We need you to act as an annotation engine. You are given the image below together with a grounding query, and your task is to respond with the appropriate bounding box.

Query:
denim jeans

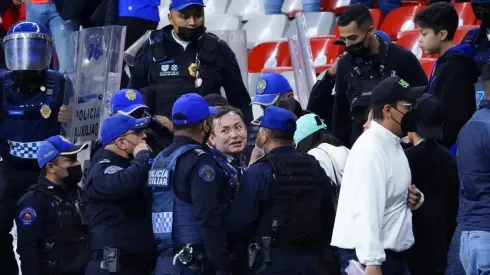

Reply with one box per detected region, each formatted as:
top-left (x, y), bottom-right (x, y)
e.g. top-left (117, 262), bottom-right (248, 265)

top-left (26, 2), bottom-right (79, 74)
top-left (460, 230), bottom-right (490, 275)
top-left (446, 225), bottom-right (466, 275)
top-left (351, 0), bottom-right (401, 16)
top-left (264, 0), bottom-right (321, 14)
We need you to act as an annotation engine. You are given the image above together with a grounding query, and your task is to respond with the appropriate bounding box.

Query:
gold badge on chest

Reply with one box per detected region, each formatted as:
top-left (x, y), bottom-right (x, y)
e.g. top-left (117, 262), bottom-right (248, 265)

top-left (188, 63), bottom-right (197, 77)
top-left (40, 104), bottom-right (51, 119)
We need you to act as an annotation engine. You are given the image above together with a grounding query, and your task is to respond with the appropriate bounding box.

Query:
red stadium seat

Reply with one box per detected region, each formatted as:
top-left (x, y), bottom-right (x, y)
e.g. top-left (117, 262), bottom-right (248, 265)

top-left (419, 58), bottom-right (436, 78)
top-left (380, 5), bottom-right (427, 40)
top-left (321, 0), bottom-right (350, 14)
top-left (396, 30), bottom-right (437, 59)
top-left (401, 0), bottom-right (428, 7)
top-left (454, 2), bottom-right (477, 26)
top-left (248, 41), bottom-right (290, 73)
top-left (310, 35), bottom-right (344, 65)
top-left (453, 25), bottom-right (479, 44)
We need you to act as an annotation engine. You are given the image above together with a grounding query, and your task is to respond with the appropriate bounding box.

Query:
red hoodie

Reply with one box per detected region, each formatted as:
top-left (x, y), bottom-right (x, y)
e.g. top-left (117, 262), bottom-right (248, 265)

top-left (1, 4), bottom-right (26, 32)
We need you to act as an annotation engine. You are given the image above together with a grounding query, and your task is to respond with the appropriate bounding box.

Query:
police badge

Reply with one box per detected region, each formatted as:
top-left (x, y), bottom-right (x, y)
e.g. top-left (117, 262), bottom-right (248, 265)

top-left (257, 79), bottom-right (267, 94)
top-left (40, 86), bottom-right (46, 92)
top-left (40, 104), bottom-right (51, 119)
top-left (188, 63), bottom-right (197, 77)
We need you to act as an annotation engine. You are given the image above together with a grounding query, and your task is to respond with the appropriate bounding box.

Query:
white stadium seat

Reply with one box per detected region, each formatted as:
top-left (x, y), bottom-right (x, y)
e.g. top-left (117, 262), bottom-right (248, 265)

top-left (227, 0), bottom-right (265, 20)
top-left (243, 14), bottom-right (289, 48)
top-left (157, 6), bottom-right (170, 29)
top-left (206, 14), bottom-right (241, 31)
top-left (282, 0), bottom-right (303, 14)
top-left (204, 0), bottom-right (230, 14)
top-left (285, 12), bottom-right (336, 38)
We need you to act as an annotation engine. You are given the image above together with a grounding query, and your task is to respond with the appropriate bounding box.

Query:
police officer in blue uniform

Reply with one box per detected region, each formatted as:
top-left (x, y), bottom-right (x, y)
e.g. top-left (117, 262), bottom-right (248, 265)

top-left (149, 93), bottom-right (231, 275)
top-left (229, 105), bottom-right (333, 275)
top-left (82, 114), bottom-right (156, 274)
top-left (16, 135), bottom-right (90, 275)
top-left (0, 20), bottom-right (71, 275)
top-left (129, 0), bottom-right (253, 127)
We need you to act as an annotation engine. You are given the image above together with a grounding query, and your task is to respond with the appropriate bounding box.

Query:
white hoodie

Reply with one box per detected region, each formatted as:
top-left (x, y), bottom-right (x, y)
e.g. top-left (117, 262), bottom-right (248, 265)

top-left (307, 143), bottom-right (349, 187)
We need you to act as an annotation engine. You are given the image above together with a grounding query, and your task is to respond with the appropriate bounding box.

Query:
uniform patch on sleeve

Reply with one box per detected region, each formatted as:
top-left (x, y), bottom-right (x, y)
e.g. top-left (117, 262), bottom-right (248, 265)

top-left (104, 166), bottom-right (123, 175)
top-left (18, 207), bottom-right (37, 226)
top-left (194, 149), bottom-right (206, 156)
top-left (198, 165), bottom-right (216, 183)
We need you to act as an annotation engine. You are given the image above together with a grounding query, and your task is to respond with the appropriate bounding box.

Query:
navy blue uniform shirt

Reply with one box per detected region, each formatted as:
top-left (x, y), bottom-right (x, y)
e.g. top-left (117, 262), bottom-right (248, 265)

top-left (16, 177), bottom-right (85, 275)
top-left (169, 135), bottom-right (231, 274)
top-left (118, 0), bottom-right (160, 22)
top-left (81, 149), bottom-right (155, 252)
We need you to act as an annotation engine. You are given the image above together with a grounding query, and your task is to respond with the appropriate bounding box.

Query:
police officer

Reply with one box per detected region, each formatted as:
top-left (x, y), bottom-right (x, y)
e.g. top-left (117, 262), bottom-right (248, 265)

top-left (128, 0), bottom-right (253, 126)
top-left (332, 4), bottom-right (427, 147)
top-left (90, 88), bottom-right (172, 164)
top-left (247, 72), bottom-right (295, 160)
top-left (149, 93), bottom-right (231, 275)
top-left (228, 105), bottom-right (333, 274)
top-left (82, 114), bottom-right (156, 274)
top-left (16, 135), bottom-right (90, 275)
top-left (0, 20), bottom-right (71, 274)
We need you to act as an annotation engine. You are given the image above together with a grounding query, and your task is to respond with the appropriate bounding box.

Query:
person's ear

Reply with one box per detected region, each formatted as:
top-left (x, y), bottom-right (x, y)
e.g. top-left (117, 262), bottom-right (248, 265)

top-left (438, 30), bottom-right (448, 41)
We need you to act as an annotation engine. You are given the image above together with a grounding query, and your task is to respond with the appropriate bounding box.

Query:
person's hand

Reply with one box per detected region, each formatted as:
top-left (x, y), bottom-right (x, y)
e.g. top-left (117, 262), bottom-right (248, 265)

top-left (58, 105), bottom-right (69, 123)
top-left (365, 265), bottom-right (382, 275)
top-left (133, 142), bottom-right (151, 156)
top-left (408, 184), bottom-right (422, 209)
top-left (327, 56), bottom-right (341, 76)
top-left (155, 115), bottom-right (173, 133)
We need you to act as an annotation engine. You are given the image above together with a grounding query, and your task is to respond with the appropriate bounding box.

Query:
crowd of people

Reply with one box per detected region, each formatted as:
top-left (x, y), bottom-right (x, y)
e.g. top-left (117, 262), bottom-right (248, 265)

top-left (0, 0), bottom-right (490, 275)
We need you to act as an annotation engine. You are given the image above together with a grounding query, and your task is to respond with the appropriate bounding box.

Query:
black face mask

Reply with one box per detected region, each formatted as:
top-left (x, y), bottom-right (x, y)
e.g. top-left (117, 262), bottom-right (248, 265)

top-left (62, 164), bottom-right (83, 188)
top-left (400, 110), bottom-right (419, 135)
top-left (177, 25), bottom-right (206, 42)
top-left (346, 35), bottom-right (370, 58)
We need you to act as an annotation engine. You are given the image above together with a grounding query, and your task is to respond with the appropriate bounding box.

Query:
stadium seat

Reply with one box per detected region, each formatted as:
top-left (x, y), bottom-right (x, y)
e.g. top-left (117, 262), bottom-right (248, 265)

top-left (285, 12), bottom-right (337, 38)
top-left (206, 14), bottom-right (241, 31)
top-left (204, 0), bottom-right (230, 14)
top-left (331, 9), bottom-right (383, 37)
top-left (248, 41), bottom-right (290, 73)
top-left (454, 2), bottom-right (476, 26)
top-left (227, 0), bottom-right (265, 20)
top-left (310, 35), bottom-right (344, 66)
top-left (401, 0), bottom-right (428, 6)
top-left (158, 6), bottom-right (170, 29)
top-left (454, 25), bottom-right (479, 44)
top-left (243, 14), bottom-right (289, 48)
top-left (419, 58), bottom-right (436, 78)
top-left (282, 0), bottom-right (303, 16)
top-left (380, 5), bottom-right (427, 40)
top-left (261, 66), bottom-right (294, 73)
top-left (396, 30), bottom-right (437, 59)
top-left (321, 0), bottom-right (351, 14)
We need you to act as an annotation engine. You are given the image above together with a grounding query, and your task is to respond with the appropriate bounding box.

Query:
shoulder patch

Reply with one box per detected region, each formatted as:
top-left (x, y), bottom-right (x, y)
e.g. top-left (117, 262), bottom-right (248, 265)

top-left (104, 166), bottom-right (123, 175)
top-left (194, 149), bottom-right (206, 156)
top-left (198, 165), bottom-right (216, 183)
top-left (18, 207), bottom-right (37, 226)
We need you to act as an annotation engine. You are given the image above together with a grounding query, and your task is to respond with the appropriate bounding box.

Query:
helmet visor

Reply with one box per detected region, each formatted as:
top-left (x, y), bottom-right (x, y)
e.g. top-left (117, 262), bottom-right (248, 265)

top-left (4, 33), bottom-right (53, 71)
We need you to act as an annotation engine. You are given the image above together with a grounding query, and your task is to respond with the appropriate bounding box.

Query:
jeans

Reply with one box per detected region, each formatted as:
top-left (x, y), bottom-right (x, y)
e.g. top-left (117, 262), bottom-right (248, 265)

top-left (446, 225), bottom-right (466, 275)
top-left (26, 2), bottom-right (80, 74)
top-left (460, 230), bottom-right (490, 275)
top-left (351, 0), bottom-right (401, 16)
top-left (264, 0), bottom-right (321, 14)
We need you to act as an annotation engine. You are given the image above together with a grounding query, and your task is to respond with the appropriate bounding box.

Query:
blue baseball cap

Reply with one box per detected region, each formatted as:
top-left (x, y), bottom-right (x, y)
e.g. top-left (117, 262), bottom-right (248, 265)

top-left (260, 105), bottom-right (297, 133)
top-left (172, 93), bottom-right (218, 125)
top-left (110, 89), bottom-right (148, 115)
top-left (252, 72), bottom-right (293, 106)
top-left (169, 0), bottom-right (205, 11)
top-left (37, 135), bottom-right (88, 168)
top-left (101, 114), bottom-right (151, 146)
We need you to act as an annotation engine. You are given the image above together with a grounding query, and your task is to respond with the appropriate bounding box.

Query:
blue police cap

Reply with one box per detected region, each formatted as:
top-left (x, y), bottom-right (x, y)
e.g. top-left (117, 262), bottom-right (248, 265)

top-left (252, 72), bottom-right (293, 106)
top-left (169, 0), bottom-right (205, 11)
top-left (260, 105), bottom-right (297, 133)
top-left (172, 93), bottom-right (218, 125)
top-left (101, 114), bottom-right (151, 146)
top-left (37, 135), bottom-right (88, 168)
top-left (110, 89), bottom-right (148, 115)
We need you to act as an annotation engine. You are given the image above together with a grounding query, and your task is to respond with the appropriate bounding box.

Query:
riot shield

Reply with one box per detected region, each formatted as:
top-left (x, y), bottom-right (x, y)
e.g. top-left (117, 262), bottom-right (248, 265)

top-left (212, 30), bottom-right (249, 94)
top-left (288, 35), bottom-right (310, 109)
top-left (64, 26), bottom-right (127, 145)
top-left (292, 12), bottom-right (316, 109)
top-left (124, 30), bottom-right (151, 67)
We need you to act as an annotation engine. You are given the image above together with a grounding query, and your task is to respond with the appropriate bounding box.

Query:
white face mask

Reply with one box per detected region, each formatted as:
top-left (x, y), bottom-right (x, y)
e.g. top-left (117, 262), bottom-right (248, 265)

top-left (255, 132), bottom-right (265, 157)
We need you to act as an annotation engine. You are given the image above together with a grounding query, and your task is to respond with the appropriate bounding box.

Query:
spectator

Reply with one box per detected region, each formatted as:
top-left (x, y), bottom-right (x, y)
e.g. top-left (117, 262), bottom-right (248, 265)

top-left (403, 94), bottom-right (459, 275)
top-left (264, 0), bottom-right (321, 14)
top-left (276, 98), bottom-right (304, 120)
top-left (1, 1), bottom-right (25, 31)
top-left (456, 63), bottom-right (490, 275)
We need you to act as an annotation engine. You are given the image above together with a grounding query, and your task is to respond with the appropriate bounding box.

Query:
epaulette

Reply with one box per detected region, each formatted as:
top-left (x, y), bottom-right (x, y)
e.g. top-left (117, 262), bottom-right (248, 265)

top-left (99, 159), bottom-right (111, 164)
top-left (194, 149), bottom-right (207, 156)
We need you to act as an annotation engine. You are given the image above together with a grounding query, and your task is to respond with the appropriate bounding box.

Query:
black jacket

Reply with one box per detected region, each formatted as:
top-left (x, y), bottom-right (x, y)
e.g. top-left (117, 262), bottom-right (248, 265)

top-left (427, 44), bottom-right (480, 149)
top-left (405, 140), bottom-right (459, 274)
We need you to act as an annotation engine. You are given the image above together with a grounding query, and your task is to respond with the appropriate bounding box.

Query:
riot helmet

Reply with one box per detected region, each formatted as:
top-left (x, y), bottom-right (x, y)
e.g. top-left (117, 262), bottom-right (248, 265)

top-left (3, 21), bottom-right (54, 71)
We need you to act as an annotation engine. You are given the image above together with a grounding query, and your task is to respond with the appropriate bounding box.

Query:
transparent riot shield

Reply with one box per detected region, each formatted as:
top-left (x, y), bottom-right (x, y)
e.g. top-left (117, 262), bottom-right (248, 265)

top-left (124, 30), bottom-right (151, 67)
top-left (288, 35), bottom-right (310, 109)
top-left (64, 26), bottom-right (127, 145)
top-left (293, 12), bottom-right (316, 108)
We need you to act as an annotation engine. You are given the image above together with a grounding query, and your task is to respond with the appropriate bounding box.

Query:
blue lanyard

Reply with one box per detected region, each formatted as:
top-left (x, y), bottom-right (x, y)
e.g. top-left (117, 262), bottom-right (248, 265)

top-left (426, 61), bottom-right (438, 94)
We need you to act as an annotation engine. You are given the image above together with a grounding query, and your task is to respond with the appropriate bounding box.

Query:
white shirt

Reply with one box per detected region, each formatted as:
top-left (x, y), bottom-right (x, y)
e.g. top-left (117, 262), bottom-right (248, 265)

top-left (307, 143), bottom-right (349, 187)
top-left (330, 121), bottom-right (414, 265)
top-left (172, 30), bottom-right (190, 50)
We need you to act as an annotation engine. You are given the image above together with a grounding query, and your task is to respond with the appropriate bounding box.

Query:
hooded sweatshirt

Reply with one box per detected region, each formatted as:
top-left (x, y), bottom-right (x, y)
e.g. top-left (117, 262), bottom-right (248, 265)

top-left (427, 44), bottom-right (480, 149)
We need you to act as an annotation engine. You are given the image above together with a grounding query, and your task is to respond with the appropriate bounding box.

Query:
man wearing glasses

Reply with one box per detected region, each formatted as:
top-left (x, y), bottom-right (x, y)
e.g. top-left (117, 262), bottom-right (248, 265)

top-left (331, 76), bottom-right (424, 275)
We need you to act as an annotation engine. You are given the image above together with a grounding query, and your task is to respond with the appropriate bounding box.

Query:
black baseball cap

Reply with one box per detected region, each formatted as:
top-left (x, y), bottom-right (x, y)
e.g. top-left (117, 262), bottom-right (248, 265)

top-left (370, 76), bottom-right (426, 108)
top-left (204, 94), bottom-right (229, 107)
top-left (414, 94), bottom-right (444, 140)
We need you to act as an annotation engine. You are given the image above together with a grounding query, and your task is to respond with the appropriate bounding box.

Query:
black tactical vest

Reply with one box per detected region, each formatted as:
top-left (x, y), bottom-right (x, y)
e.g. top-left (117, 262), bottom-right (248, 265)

top-left (30, 185), bottom-right (90, 274)
top-left (254, 153), bottom-right (326, 252)
top-left (144, 31), bottom-right (222, 118)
